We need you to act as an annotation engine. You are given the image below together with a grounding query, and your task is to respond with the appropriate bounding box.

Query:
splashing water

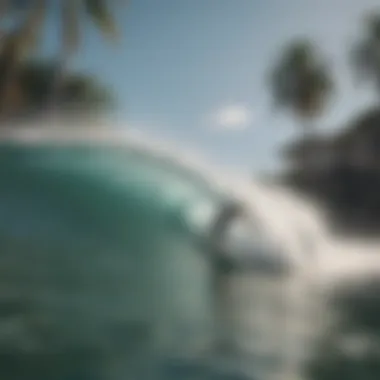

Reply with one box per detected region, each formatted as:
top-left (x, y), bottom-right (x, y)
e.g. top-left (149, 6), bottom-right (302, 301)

top-left (0, 123), bottom-right (380, 380)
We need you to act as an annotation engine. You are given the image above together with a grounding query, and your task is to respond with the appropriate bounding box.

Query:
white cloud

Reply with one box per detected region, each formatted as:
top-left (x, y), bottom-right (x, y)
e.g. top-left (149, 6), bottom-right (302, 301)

top-left (211, 104), bottom-right (252, 131)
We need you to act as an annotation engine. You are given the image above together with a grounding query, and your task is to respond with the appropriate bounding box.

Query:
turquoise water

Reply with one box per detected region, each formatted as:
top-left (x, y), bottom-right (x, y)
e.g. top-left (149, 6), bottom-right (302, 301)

top-left (0, 143), bottom-right (256, 379)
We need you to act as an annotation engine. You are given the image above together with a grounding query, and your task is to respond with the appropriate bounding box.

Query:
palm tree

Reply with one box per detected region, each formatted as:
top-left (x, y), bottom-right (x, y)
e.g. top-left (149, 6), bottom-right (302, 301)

top-left (269, 39), bottom-right (333, 136)
top-left (50, 0), bottom-right (120, 115)
top-left (0, 0), bottom-right (120, 120)
top-left (351, 13), bottom-right (380, 95)
top-left (269, 39), bottom-right (333, 194)
top-left (0, 0), bottom-right (47, 118)
top-left (11, 59), bottom-right (114, 122)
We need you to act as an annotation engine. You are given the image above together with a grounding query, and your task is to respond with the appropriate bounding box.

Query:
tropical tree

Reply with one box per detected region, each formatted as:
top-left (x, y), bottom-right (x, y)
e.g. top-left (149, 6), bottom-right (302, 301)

top-left (0, 0), bottom-right (120, 119)
top-left (268, 39), bottom-right (333, 135)
top-left (1, 59), bottom-right (114, 123)
top-left (268, 39), bottom-right (334, 196)
top-left (0, 1), bottom-right (47, 118)
top-left (351, 13), bottom-right (380, 95)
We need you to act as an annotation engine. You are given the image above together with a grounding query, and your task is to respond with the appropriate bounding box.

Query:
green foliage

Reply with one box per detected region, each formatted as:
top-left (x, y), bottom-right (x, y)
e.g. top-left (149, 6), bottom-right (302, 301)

top-left (3, 0), bottom-right (119, 49)
top-left (351, 13), bottom-right (380, 90)
top-left (18, 60), bottom-right (114, 117)
top-left (0, 0), bottom-right (121, 119)
top-left (275, 13), bottom-right (380, 234)
top-left (269, 39), bottom-right (333, 122)
top-left (84, 0), bottom-right (119, 40)
top-left (281, 106), bottom-right (380, 235)
top-left (0, 59), bottom-right (114, 121)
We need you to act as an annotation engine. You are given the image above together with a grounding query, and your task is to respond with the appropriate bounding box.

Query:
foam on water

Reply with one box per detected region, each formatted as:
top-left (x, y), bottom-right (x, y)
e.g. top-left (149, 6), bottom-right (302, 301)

top-left (1, 122), bottom-right (380, 380)
top-left (2, 122), bottom-right (380, 283)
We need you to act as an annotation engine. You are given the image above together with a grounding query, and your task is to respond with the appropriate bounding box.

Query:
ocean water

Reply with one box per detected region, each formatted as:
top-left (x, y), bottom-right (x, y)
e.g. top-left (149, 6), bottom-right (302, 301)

top-left (0, 126), bottom-right (379, 380)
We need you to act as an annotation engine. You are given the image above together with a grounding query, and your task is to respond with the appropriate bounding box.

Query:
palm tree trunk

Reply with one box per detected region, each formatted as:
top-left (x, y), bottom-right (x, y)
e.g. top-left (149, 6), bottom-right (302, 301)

top-left (48, 53), bottom-right (69, 123)
top-left (0, 0), bottom-right (46, 124)
top-left (0, 38), bottom-right (20, 122)
top-left (0, 34), bottom-right (31, 124)
top-left (48, 0), bottom-right (78, 124)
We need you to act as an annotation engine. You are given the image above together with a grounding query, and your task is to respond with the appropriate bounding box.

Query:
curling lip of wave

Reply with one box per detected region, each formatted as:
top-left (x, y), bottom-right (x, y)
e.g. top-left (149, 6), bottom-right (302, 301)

top-left (2, 123), bottom-right (380, 281)
top-left (0, 125), bottom-right (323, 259)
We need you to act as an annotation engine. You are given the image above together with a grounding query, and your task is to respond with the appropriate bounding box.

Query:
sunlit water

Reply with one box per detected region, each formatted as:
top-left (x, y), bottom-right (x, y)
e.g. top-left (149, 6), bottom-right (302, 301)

top-left (0, 124), bottom-right (380, 380)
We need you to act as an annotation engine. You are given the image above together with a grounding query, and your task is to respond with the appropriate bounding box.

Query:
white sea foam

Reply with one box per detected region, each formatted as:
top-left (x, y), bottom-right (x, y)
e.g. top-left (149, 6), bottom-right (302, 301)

top-left (2, 121), bottom-right (380, 284)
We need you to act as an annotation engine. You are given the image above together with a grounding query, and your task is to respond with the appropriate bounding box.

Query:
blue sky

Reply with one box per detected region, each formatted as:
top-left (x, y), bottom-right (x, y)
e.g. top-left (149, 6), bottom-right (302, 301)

top-left (44, 0), bottom-right (380, 175)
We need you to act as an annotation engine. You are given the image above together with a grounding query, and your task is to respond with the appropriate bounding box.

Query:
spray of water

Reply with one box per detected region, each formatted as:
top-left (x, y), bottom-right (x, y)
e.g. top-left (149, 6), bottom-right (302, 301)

top-left (1, 121), bottom-right (380, 380)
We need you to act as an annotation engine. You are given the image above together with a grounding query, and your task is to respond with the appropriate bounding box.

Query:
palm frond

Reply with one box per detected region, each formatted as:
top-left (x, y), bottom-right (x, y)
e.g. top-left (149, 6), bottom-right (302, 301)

top-left (61, 0), bottom-right (80, 54)
top-left (14, 0), bottom-right (47, 57)
top-left (84, 0), bottom-right (118, 41)
top-left (351, 13), bottom-right (380, 89)
top-left (268, 40), bottom-right (332, 120)
top-left (367, 13), bottom-right (380, 42)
